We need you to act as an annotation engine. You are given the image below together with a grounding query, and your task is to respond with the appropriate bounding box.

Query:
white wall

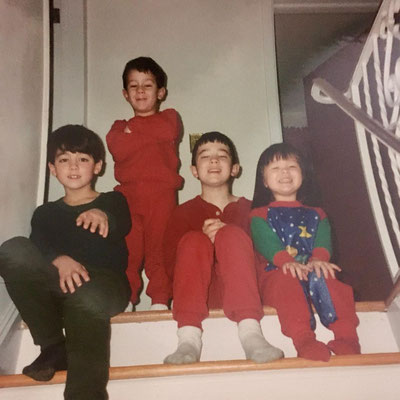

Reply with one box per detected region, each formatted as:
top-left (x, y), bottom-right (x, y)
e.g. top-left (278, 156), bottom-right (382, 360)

top-left (48, 0), bottom-right (87, 200)
top-left (85, 0), bottom-right (281, 202)
top-left (0, 0), bottom-right (47, 344)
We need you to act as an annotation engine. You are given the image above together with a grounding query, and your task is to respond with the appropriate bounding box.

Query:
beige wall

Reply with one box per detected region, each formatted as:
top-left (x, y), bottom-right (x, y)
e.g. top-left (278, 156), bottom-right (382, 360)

top-left (0, 0), bottom-right (47, 343)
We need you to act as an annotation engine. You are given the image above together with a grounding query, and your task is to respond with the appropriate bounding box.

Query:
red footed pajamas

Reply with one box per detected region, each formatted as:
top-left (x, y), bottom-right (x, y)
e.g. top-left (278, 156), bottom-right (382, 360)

top-left (163, 196), bottom-right (264, 328)
top-left (250, 201), bottom-right (360, 358)
top-left (107, 109), bottom-right (183, 304)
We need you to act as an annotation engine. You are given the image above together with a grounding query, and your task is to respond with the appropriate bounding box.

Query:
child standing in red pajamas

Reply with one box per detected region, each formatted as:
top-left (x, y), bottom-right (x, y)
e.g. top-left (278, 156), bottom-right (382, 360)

top-left (107, 57), bottom-right (183, 309)
top-left (250, 143), bottom-right (360, 361)
top-left (163, 132), bottom-right (283, 364)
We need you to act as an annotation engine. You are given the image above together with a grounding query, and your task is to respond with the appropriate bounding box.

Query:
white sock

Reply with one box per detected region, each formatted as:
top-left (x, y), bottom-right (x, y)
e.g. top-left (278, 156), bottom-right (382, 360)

top-left (238, 319), bottom-right (284, 363)
top-left (150, 303), bottom-right (168, 311)
top-left (164, 326), bottom-right (202, 364)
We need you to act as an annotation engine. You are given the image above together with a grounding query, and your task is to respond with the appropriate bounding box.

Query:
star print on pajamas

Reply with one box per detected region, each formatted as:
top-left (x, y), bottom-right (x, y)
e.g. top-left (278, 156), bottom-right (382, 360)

top-left (266, 206), bottom-right (337, 329)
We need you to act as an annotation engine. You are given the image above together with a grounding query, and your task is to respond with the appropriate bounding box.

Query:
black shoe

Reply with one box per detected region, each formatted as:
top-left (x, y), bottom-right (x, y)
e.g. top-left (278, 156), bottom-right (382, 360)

top-left (23, 341), bottom-right (67, 381)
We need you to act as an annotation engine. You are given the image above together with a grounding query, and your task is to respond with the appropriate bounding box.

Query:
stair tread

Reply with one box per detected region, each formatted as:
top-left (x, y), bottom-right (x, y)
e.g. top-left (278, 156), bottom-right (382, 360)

top-left (18, 301), bottom-right (386, 329)
top-left (1, 352), bottom-right (400, 389)
top-left (111, 301), bottom-right (386, 324)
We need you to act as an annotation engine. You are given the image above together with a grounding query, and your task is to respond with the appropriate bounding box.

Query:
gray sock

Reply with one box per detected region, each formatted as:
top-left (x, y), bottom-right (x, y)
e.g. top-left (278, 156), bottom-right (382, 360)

top-left (164, 326), bottom-right (202, 364)
top-left (238, 319), bottom-right (284, 363)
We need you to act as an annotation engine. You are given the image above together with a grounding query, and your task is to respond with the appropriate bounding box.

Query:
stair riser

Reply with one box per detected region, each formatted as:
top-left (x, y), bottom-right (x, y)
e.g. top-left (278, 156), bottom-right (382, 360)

top-left (14, 312), bottom-right (398, 371)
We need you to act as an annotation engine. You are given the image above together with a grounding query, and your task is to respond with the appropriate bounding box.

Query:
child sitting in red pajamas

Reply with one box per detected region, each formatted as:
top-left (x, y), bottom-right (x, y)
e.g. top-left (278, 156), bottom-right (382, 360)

top-left (250, 143), bottom-right (360, 361)
top-left (107, 57), bottom-right (183, 309)
top-left (163, 132), bottom-right (283, 364)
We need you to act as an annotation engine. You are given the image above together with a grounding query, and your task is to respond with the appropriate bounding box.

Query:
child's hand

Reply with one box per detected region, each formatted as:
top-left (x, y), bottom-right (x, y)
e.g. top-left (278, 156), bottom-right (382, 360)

top-left (52, 255), bottom-right (90, 294)
top-left (76, 208), bottom-right (109, 238)
top-left (282, 262), bottom-right (312, 281)
top-left (124, 124), bottom-right (132, 134)
top-left (202, 218), bottom-right (226, 243)
top-left (307, 260), bottom-right (341, 279)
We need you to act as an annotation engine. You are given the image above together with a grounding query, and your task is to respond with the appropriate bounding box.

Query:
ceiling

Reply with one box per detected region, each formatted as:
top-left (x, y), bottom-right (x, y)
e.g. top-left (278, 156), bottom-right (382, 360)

top-left (273, 0), bottom-right (380, 127)
top-left (273, 0), bottom-right (381, 14)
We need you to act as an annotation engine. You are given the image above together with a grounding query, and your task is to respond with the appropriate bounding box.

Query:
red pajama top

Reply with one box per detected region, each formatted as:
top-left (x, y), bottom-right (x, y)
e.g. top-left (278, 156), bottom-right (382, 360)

top-left (106, 108), bottom-right (183, 189)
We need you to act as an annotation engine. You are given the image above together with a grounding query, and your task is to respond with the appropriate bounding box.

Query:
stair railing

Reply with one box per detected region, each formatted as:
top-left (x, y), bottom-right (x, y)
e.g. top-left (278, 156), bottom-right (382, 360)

top-left (311, 0), bottom-right (400, 305)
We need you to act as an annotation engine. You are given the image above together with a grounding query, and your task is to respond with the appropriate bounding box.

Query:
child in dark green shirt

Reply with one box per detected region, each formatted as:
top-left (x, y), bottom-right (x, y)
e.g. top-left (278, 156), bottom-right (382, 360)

top-left (0, 125), bottom-right (131, 400)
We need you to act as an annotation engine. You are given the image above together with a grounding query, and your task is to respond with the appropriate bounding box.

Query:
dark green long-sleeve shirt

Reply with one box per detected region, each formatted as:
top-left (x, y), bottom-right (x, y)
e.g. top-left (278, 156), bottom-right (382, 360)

top-left (30, 191), bottom-right (131, 273)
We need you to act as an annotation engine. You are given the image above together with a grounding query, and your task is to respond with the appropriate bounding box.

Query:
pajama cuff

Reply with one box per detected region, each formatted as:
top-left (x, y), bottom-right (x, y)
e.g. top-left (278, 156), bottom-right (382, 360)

top-left (273, 250), bottom-right (296, 268)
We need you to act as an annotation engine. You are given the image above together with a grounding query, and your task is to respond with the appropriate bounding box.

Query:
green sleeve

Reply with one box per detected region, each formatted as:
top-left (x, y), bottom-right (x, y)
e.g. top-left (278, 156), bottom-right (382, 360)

top-left (251, 216), bottom-right (285, 261)
top-left (314, 217), bottom-right (332, 256)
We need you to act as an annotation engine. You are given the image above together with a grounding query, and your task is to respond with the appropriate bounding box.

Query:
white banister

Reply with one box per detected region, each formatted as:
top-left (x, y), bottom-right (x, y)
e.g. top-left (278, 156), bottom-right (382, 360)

top-left (312, 0), bottom-right (400, 280)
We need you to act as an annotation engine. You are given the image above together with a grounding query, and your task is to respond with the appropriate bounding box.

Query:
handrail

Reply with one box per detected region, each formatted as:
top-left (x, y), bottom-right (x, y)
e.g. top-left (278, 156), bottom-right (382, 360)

top-left (385, 277), bottom-right (400, 308)
top-left (312, 78), bottom-right (400, 153)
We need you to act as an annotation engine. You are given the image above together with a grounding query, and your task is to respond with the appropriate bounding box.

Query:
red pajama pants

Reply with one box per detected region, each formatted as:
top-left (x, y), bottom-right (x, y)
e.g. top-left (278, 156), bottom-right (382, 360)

top-left (117, 183), bottom-right (176, 305)
top-left (172, 224), bottom-right (264, 329)
top-left (258, 268), bottom-right (359, 342)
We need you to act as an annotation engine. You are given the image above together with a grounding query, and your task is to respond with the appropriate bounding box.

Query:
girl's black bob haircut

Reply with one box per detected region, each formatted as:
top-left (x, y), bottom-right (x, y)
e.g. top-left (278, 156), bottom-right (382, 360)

top-left (47, 125), bottom-right (106, 166)
top-left (252, 142), bottom-right (319, 208)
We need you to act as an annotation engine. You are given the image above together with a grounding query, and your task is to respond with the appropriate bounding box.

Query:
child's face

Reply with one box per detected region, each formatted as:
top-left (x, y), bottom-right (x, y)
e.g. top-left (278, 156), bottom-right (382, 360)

top-left (191, 141), bottom-right (239, 187)
top-left (48, 150), bottom-right (102, 193)
top-left (263, 155), bottom-right (302, 202)
top-left (122, 70), bottom-right (166, 117)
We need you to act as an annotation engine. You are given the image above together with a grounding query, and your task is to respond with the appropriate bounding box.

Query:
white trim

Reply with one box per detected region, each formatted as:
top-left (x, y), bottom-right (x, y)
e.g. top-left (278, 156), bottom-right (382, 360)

top-left (36, 0), bottom-right (50, 207)
top-left (274, 0), bottom-right (380, 14)
top-left (0, 300), bottom-right (18, 344)
top-left (262, 0), bottom-right (283, 143)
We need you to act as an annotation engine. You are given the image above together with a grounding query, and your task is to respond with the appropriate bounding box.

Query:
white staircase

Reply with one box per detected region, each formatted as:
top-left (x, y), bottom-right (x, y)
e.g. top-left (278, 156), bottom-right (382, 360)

top-left (1, 301), bottom-right (400, 399)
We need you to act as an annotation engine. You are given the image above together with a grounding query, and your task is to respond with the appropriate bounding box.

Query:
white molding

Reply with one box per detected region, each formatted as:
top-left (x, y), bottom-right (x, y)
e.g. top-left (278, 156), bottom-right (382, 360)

top-left (274, 0), bottom-right (380, 14)
top-left (0, 300), bottom-right (18, 345)
top-left (262, 0), bottom-right (283, 143)
top-left (36, 0), bottom-right (50, 207)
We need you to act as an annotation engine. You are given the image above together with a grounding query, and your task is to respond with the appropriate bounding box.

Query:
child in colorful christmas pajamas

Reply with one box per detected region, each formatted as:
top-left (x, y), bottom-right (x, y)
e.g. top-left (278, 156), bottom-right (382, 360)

top-left (250, 142), bottom-right (360, 362)
top-left (0, 125), bottom-right (131, 399)
top-left (107, 57), bottom-right (183, 309)
top-left (163, 132), bottom-right (283, 364)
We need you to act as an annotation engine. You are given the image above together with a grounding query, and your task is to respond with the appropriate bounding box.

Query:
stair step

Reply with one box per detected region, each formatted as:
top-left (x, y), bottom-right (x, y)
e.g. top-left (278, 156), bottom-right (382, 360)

top-left (110, 300), bottom-right (387, 324)
top-left (2, 301), bottom-right (398, 386)
top-left (1, 352), bottom-right (400, 389)
top-left (1, 301), bottom-right (400, 399)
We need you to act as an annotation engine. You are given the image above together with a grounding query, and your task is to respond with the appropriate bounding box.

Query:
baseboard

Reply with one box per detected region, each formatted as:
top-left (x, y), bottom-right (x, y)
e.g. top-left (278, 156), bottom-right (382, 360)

top-left (0, 298), bottom-right (18, 345)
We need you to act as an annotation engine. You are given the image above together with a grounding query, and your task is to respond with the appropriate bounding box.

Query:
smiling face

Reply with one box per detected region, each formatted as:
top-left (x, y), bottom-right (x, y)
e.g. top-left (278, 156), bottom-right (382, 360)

top-left (48, 150), bottom-right (103, 194)
top-left (190, 141), bottom-right (240, 188)
top-left (122, 70), bottom-right (166, 117)
top-left (262, 155), bottom-right (303, 201)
